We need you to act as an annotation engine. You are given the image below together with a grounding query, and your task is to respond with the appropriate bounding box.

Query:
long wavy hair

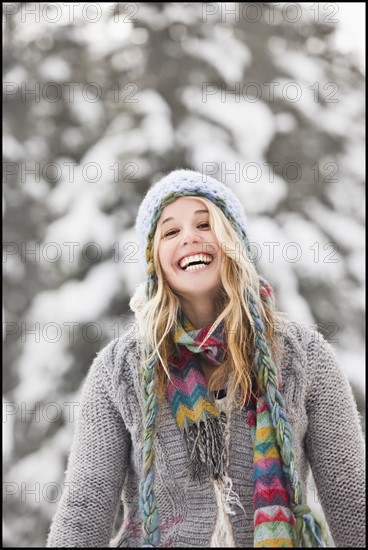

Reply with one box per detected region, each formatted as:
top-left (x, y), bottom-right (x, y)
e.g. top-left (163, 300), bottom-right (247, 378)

top-left (135, 195), bottom-right (288, 421)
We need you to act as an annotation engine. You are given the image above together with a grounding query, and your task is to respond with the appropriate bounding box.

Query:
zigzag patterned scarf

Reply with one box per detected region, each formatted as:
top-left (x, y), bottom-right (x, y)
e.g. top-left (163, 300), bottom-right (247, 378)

top-left (165, 309), bottom-right (329, 547)
top-left (166, 309), bottom-right (229, 482)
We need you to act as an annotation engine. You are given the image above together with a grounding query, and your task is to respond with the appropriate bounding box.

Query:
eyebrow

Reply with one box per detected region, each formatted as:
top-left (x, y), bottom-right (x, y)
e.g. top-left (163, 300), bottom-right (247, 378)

top-left (161, 209), bottom-right (209, 226)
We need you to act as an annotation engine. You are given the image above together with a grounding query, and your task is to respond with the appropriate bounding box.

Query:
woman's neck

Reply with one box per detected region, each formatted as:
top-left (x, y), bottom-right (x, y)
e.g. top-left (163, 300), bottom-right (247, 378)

top-left (179, 295), bottom-right (223, 330)
top-left (199, 357), bottom-right (229, 391)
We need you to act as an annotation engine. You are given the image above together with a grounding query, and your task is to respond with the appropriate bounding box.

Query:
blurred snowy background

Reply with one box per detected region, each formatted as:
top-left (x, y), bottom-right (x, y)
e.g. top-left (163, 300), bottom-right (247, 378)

top-left (3, 2), bottom-right (365, 547)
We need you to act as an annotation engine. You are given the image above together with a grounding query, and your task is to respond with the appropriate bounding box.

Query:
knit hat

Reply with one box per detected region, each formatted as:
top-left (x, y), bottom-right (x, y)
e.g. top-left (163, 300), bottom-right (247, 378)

top-left (133, 168), bottom-right (329, 548)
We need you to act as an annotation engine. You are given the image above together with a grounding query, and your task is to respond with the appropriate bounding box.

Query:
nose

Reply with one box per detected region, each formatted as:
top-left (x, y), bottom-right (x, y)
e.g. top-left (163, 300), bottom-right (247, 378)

top-left (179, 226), bottom-right (201, 246)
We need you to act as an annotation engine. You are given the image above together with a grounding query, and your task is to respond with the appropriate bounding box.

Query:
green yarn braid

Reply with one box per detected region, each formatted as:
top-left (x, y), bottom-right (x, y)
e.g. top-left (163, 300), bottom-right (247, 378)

top-left (139, 279), bottom-right (161, 548)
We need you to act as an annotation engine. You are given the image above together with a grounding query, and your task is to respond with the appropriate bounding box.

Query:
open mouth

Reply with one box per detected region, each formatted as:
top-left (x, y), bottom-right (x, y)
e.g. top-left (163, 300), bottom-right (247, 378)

top-left (177, 255), bottom-right (214, 272)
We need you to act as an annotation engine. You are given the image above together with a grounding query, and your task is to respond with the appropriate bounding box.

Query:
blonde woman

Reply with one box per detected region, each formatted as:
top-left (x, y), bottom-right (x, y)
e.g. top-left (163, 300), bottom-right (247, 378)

top-left (46, 169), bottom-right (365, 548)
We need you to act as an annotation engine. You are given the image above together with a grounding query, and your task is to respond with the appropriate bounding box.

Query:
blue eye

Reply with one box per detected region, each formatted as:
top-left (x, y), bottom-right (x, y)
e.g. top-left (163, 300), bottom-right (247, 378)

top-left (163, 223), bottom-right (209, 238)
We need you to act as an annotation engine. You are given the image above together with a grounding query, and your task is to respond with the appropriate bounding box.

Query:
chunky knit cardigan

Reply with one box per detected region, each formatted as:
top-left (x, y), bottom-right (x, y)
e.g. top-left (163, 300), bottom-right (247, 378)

top-left (45, 317), bottom-right (366, 548)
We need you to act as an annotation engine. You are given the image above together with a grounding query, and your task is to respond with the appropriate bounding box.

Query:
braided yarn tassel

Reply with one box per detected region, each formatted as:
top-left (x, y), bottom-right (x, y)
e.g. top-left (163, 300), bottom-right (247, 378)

top-left (248, 283), bottom-right (330, 548)
top-left (294, 505), bottom-right (330, 547)
top-left (139, 270), bottom-right (161, 547)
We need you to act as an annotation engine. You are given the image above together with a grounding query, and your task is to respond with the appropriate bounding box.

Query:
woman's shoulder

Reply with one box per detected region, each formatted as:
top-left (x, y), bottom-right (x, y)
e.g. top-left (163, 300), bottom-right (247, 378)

top-left (91, 333), bottom-right (141, 389)
top-left (94, 333), bottom-right (136, 365)
top-left (274, 315), bottom-right (334, 356)
top-left (274, 315), bottom-right (325, 346)
top-left (273, 315), bottom-right (341, 388)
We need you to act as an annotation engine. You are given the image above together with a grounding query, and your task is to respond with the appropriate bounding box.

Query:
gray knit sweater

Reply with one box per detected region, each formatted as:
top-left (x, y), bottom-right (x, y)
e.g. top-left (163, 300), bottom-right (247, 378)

top-left (45, 319), bottom-right (366, 548)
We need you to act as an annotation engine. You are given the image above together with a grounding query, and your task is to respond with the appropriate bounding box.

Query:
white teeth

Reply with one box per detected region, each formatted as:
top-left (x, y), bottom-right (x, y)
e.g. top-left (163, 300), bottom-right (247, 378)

top-left (185, 263), bottom-right (209, 272)
top-left (179, 254), bottom-right (213, 269)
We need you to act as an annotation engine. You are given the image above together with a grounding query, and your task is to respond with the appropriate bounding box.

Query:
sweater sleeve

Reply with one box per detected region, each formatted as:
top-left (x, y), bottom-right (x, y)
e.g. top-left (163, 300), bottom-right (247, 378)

top-left (305, 331), bottom-right (366, 548)
top-left (46, 341), bottom-right (132, 547)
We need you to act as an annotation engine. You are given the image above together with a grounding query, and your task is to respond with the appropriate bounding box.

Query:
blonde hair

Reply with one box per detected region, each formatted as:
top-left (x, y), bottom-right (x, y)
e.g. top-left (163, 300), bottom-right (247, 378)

top-left (137, 195), bottom-right (285, 421)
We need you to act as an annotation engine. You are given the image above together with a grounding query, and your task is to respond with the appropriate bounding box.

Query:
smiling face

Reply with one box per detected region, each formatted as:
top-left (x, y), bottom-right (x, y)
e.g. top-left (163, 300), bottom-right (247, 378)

top-left (156, 197), bottom-right (223, 302)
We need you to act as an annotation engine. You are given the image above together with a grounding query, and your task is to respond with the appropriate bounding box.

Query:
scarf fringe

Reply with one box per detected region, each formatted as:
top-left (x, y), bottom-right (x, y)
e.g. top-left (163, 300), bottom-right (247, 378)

top-left (183, 414), bottom-right (227, 483)
top-left (219, 393), bottom-right (247, 517)
top-left (218, 474), bottom-right (246, 516)
top-left (211, 478), bottom-right (238, 547)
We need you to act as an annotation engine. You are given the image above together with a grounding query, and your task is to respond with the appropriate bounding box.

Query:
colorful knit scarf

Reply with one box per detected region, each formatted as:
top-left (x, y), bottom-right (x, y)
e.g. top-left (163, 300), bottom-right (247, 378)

top-left (164, 308), bottom-right (330, 548)
top-left (166, 309), bottom-right (229, 483)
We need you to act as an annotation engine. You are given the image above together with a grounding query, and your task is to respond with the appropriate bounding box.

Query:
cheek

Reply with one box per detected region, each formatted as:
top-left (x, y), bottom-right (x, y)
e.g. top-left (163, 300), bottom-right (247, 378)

top-left (158, 244), bottom-right (172, 270)
top-left (208, 234), bottom-right (221, 258)
top-left (157, 250), bottom-right (165, 271)
top-left (208, 231), bottom-right (220, 247)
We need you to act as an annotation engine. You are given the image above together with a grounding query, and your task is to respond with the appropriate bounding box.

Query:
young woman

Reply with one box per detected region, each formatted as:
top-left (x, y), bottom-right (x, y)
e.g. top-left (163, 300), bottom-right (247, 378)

top-left (46, 169), bottom-right (366, 548)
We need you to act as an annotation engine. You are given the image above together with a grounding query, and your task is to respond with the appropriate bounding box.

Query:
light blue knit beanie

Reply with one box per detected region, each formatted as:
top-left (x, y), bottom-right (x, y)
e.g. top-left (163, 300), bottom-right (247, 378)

top-left (134, 168), bottom-right (254, 270)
